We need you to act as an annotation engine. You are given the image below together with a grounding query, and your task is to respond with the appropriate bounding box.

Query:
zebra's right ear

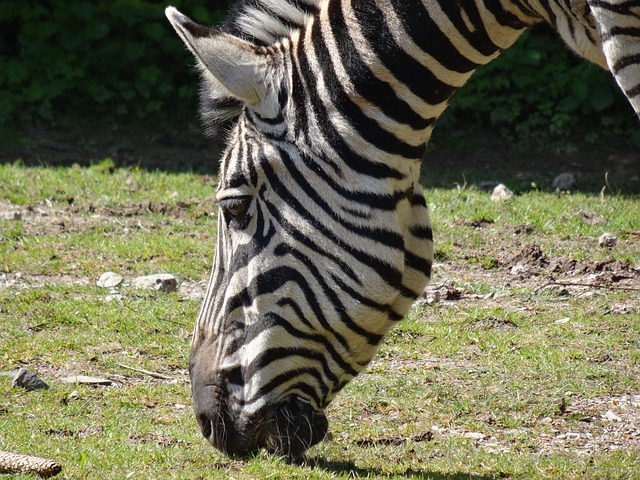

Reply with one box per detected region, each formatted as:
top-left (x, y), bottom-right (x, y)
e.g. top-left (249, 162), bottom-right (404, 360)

top-left (165, 7), bottom-right (270, 107)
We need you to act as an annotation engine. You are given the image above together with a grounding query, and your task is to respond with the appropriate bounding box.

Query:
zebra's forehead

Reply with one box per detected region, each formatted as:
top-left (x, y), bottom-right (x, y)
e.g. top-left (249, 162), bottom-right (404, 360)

top-left (219, 123), bottom-right (299, 188)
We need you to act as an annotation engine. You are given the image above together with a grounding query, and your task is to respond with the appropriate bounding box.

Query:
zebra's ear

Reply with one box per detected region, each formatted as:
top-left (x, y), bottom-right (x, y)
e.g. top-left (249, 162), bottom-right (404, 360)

top-left (165, 7), bottom-right (269, 107)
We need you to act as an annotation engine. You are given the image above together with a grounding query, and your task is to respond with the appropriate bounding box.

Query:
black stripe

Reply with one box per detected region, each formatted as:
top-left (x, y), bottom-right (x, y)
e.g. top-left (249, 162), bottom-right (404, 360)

top-left (612, 53), bottom-right (640, 74)
top-left (347, 1), bottom-right (458, 106)
top-left (404, 251), bottom-right (433, 278)
top-left (277, 148), bottom-right (406, 249)
top-left (250, 368), bottom-right (326, 405)
top-left (310, 8), bottom-right (427, 159)
top-left (261, 191), bottom-right (362, 285)
top-left (275, 300), bottom-right (360, 376)
top-left (389, 0), bottom-right (481, 73)
top-left (275, 243), bottom-right (384, 344)
top-left (297, 31), bottom-right (408, 179)
top-left (331, 275), bottom-right (404, 322)
top-left (297, 152), bottom-right (413, 211)
top-left (409, 224), bottom-right (434, 241)
top-left (604, 26), bottom-right (640, 42)
top-left (248, 346), bottom-right (341, 387)
top-left (262, 158), bottom-right (405, 287)
top-left (324, 4), bottom-right (435, 130)
top-left (484, 0), bottom-right (533, 29)
top-left (588, 0), bottom-right (636, 14)
top-left (437, 0), bottom-right (501, 57)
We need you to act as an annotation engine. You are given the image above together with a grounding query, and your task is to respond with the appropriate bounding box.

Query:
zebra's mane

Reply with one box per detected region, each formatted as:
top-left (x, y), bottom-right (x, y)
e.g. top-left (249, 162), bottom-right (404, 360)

top-left (199, 0), bottom-right (322, 137)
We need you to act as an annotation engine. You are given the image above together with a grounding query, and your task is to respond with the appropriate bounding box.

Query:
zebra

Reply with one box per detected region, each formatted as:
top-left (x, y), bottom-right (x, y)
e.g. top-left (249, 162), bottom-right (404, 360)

top-left (166, 0), bottom-right (640, 461)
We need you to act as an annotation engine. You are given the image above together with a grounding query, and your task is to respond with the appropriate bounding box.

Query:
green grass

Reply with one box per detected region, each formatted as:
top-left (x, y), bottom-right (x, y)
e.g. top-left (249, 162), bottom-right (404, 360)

top-left (1, 161), bottom-right (639, 479)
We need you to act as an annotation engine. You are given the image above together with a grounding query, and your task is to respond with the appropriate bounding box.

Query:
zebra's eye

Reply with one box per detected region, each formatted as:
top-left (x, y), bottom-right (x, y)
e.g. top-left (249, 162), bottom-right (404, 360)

top-left (219, 196), bottom-right (251, 221)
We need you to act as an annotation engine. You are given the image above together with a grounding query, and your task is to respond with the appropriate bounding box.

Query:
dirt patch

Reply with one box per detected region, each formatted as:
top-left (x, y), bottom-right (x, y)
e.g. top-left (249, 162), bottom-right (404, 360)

top-left (505, 243), bottom-right (639, 285)
top-left (128, 433), bottom-right (187, 447)
top-left (69, 200), bottom-right (206, 218)
top-left (537, 394), bottom-right (640, 456)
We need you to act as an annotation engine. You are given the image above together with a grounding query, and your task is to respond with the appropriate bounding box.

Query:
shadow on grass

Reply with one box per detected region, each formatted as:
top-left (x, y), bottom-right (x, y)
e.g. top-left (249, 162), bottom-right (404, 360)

top-left (311, 457), bottom-right (504, 479)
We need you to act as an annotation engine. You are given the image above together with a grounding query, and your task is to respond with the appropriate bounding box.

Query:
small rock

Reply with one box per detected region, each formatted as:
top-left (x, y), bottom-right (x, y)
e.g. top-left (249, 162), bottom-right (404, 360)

top-left (490, 184), bottom-right (514, 201)
top-left (580, 211), bottom-right (607, 225)
top-left (552, 172), bottom-right (577, 191)
top-left (602, 410), bottom-right (621, 422)
top-left (0, 211), bottom-right (22, 220)
top-left (97, 272), bottom-right (124, 288)
top-left (105, 293), bottom-right (124, 303)
top-left (12, 368), bottom-right (49, 391)
top-left (463, 432), bottom-right (485, 440)
top-left (598, 232), bottom-right (617, 248)
top-left (132, 274), bottom-right (177, 293)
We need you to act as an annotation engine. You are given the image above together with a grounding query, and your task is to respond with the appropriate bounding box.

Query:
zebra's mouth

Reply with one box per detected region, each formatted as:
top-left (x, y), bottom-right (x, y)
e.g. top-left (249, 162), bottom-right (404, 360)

top-left (260, 397), bottom-right (329, 461)
top-left (194, 386), bottom-right (328, 461)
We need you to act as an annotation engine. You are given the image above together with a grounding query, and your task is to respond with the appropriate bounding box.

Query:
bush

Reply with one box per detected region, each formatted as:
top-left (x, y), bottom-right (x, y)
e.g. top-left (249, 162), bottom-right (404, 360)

top-left (440, 26), bottom-right (638, 147)
top-left (0, 4), bottom-right (636, 145)
top-left (0, 0), bottom-right (232, 129)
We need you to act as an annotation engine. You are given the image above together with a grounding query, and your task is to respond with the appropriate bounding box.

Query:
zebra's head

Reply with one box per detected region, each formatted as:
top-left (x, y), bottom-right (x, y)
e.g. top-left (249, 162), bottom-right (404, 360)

top-left (166, 6), bottom-right (433, 461)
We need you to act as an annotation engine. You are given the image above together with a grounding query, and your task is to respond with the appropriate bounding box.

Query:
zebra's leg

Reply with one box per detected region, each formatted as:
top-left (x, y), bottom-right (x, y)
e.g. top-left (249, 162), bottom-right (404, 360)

top-left (588, 0), bottom-right (640, 117)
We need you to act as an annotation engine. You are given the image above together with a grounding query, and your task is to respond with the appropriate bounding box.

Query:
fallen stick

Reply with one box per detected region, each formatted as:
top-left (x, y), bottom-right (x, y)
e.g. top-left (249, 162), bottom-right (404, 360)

top-left (114, 363), bottom-right (174, 380)
top-left (0, 450), bottom-right (62, 477)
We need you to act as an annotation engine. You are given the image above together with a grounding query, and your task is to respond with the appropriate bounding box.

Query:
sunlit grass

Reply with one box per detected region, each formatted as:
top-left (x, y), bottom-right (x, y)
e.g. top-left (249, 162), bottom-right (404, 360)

top-left (0, 162), bottom-right (639, 478)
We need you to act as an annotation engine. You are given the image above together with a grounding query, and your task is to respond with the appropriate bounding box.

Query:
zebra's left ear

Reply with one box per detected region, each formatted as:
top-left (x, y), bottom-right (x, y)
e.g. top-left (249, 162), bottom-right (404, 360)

top-left (165, 7), bottom-right (271, 107)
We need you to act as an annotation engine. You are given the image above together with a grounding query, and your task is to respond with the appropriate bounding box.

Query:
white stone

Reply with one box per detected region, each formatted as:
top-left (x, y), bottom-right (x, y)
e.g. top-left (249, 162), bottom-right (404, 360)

top-left (603, 410), bottom-right (621, 422)
top-left (0, 211), bottom-right (21, 220)
top-left (97, 271), bottom-right (124, 288)
top-left (490, 184), bottom-right (514, 201)
top-left (598, 232), bottom-right (617, 248)
top-left (132, 273), bottom-right (177, 293)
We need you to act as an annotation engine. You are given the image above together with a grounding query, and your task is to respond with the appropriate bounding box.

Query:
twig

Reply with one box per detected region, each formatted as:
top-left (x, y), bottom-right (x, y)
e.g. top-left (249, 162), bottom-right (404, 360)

top-left (114, 363), bottom-right (174, 380)
top-left (0, 451), bottom-right (62, 478)
top-left (535, 281), bottom-right (640, 293)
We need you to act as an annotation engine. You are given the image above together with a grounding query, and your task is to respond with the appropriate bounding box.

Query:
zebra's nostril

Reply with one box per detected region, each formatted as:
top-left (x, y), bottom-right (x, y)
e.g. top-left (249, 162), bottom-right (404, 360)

top-left (199, 414), bottom-right (213, 440)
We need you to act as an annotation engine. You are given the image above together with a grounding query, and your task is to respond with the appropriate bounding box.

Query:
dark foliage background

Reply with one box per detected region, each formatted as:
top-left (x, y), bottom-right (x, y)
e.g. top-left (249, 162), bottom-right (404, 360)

top-left (0, 1), bottom-right (636, 144)
top-left (0, 0), bottom-right (233, 129)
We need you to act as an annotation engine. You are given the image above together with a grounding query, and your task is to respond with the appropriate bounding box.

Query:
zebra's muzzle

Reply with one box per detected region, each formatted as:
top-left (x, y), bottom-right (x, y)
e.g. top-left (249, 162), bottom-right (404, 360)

top-left (193, 383), bottom-right (328, 461)
top-left (261, 397), bottom-right (329, 461)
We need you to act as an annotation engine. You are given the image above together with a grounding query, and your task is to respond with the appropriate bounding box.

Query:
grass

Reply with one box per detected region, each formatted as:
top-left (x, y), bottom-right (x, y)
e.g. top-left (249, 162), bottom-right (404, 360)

top-left (1, 160), bottom-right (639, 479)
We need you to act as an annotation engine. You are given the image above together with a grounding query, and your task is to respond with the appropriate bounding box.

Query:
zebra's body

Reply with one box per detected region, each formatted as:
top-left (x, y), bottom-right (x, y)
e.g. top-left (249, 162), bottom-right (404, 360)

top-left (166, 0), bottom-right (639, 460)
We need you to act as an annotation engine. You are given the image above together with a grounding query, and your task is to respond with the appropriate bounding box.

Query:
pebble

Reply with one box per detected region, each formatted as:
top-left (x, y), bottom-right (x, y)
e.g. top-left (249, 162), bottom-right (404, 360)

top-left (105, 293), bottom-right (124, 303)
top-left (552, 172), bottom-right (577, 191)
top-left (97, 272), bottom-right (124, 288)
top-left (490, 184), bottom-right (514, 201)
top-left (0, 211), bottom-right (22, 221)
top-left (602, 410), bottom-right (622, 422)
top-left (598, 232), bottom-right (617, 248)
top-left (11, 368), bottom-right (49, 391)
top-left (132, 274), bottom-right (177, 293)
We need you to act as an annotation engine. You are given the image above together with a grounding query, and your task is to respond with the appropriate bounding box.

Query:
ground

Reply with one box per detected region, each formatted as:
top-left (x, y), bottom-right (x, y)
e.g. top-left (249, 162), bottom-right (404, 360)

top-left (1, 123), bottom-right (639, 478)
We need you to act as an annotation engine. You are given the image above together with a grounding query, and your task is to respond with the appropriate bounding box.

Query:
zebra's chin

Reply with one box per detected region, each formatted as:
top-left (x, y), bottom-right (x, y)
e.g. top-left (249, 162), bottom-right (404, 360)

top-left (194, 388), bottom-right (328, 461)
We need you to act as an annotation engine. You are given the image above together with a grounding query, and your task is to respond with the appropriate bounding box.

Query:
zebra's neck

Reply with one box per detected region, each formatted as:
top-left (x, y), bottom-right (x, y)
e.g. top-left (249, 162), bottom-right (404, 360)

top-left (286, 0), bottom-right (535, 172)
